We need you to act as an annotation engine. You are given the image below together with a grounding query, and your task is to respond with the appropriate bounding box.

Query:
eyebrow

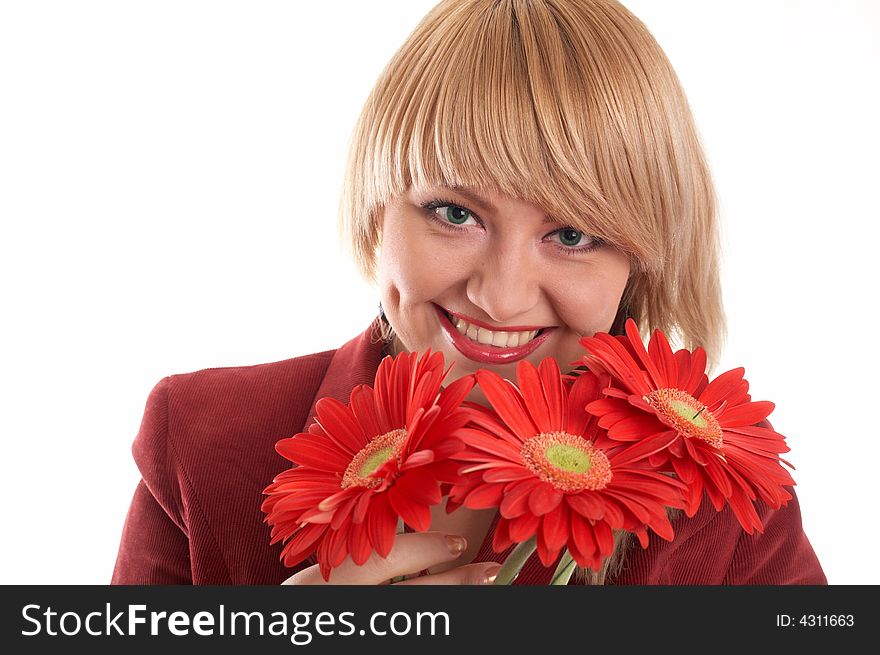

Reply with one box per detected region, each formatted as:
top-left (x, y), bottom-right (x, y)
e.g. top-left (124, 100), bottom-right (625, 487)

top-left (446, 186), bottom-right (559, 225)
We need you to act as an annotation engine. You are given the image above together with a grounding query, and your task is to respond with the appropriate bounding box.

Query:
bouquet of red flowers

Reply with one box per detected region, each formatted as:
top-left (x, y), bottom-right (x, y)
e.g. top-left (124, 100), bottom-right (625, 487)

top-left (262, 319), bottom-right (795, 584)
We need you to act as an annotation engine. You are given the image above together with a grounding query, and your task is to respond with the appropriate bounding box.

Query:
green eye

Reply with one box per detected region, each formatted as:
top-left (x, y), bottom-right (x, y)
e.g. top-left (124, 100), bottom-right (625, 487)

top-left (444, 206), bottom-right (472, 225)
top-left (558, 228), bottom-right (583, 247)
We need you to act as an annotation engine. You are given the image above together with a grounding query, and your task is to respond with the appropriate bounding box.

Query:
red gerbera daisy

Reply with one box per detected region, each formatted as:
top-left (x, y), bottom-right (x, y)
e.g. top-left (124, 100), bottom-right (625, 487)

top-left (261, 350), bottom-right (474, 581)
top-left (449, 358), bottom-right (687, 571)
top-left (577, 318), bottom-right (795, 534)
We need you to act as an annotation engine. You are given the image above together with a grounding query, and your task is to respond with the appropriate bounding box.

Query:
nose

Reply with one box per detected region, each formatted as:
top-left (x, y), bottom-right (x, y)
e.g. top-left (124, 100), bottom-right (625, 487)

top-left (465, 242), bottom-right (542, 324)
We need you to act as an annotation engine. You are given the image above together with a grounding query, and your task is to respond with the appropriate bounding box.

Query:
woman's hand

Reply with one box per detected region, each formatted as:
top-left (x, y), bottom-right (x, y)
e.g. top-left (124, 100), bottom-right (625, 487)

top-left (281, 532), bottom-right (501, 585)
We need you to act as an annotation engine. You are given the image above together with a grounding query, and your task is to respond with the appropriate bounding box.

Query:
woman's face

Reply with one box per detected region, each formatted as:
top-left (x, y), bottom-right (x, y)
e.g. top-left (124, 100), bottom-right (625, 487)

top-left (377, 185), bottom-right (631, 402)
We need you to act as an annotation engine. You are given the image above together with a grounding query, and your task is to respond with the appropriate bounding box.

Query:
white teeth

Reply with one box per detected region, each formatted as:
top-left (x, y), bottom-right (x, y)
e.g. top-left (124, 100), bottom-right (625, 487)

top-left (449, 313), bottom-right (540, 349)
top-left (475, 328), bottom-right (495, 346)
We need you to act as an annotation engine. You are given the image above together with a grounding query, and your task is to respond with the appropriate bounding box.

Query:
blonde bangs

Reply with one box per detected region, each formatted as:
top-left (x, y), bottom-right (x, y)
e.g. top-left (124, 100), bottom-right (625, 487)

top-left (344, 0), bottom-right (666, 266)
top-left (405, 4), bottom-right (623, 243)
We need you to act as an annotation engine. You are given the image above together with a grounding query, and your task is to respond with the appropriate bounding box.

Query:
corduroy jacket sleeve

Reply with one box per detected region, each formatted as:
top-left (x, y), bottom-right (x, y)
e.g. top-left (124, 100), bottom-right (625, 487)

top-left (112, 376), bottom-right (192, 584)
top-left (721, 418), bottom-right (827, 584)
top-left (722, 489), bottom-right (826, 584)
top-left (112, 345), bottom-right (341, 585)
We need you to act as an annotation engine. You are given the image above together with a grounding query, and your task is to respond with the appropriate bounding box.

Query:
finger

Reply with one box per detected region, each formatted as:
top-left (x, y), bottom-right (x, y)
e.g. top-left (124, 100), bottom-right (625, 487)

top-left (328, 532), bottom-right (468, 584)
top-left (284, 532), bottom-right (470, 585)
top-left (281, 566), bottom-right (324, 585)
top-left (394, 562), bottom-right (502, 586)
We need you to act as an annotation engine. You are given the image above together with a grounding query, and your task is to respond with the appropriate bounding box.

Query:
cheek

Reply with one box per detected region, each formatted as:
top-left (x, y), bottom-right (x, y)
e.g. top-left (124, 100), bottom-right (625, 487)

top-left (551, 259), bottom-right (630, 335)
top-left (378, 219), bottom-right (468, 303)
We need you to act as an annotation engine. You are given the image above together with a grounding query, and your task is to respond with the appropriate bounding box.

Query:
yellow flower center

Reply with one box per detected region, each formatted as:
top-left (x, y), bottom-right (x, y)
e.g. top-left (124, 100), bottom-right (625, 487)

top-left (341, 428), bottom-right (407, 489)
top-left (643, 388), bottom-right (723, 448)
top-left (520, 431), bottom-right (612, 492)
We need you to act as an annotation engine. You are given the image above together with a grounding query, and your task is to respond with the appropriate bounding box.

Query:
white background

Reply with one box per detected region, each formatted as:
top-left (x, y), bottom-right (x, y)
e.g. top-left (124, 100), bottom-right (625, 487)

top-left (1, 1), bottom-right (877, 584)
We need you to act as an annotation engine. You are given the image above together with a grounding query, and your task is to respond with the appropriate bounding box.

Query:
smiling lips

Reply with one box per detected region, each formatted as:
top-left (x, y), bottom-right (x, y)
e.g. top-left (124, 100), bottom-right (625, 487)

top-left (433, 304), bottom-right (555, 364)
top-left (450, 314), bottom-right (539, 348)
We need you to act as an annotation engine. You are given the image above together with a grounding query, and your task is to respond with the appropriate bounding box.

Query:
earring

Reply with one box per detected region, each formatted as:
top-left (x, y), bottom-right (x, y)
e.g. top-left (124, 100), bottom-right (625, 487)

top-left (378, 301), bottom-right (387, 322)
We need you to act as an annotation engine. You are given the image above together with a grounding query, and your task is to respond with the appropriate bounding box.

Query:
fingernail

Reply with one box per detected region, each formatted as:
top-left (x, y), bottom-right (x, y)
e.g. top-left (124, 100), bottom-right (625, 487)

top-left (484, 564), bottom-right (502, 585)
top-left (445, 534), bottom-right (467, 555)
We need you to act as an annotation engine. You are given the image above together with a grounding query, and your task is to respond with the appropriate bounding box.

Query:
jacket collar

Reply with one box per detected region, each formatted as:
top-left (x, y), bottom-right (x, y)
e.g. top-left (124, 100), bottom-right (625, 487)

top-left (301, 318), bottom-right (389, 432)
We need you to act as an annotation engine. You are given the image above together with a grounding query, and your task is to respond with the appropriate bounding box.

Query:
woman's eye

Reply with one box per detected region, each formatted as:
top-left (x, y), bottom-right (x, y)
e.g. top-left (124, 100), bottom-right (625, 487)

top-left (555, 227), bottom-right (586, 247)
top-left (436, 205), bottom-right (477, 226)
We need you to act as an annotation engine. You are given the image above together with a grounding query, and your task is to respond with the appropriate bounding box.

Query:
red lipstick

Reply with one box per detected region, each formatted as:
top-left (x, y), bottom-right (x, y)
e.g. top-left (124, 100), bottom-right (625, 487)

top-left (433, 304), bottom-right (554, 365)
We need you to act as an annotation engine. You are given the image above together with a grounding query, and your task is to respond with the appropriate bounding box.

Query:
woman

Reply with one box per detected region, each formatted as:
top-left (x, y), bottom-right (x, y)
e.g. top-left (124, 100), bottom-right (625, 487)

top-left (112, 0), bottom-right (825, 585)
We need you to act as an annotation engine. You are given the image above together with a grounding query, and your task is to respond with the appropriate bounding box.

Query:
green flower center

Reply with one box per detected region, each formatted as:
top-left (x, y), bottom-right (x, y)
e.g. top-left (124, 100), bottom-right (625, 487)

top-left (521, 431), bottom-right (612, 492)
top-left (643, 388), bottom-right (723, 448)
top-left (545, 443), bottom-right (591, 473)
top-left (342, 428), bottom-right (407, 489)
top-left (669, 398), bottom-right (708, 428)
top-left (358, 446), bottom-right (395, 478)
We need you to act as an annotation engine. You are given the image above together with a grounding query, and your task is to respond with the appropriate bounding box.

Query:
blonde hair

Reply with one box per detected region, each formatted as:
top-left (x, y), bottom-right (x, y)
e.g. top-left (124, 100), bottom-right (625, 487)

top-left (340, 0), bottom-right (721, 582)
top-left (574, 507), bottom-right (684, 584)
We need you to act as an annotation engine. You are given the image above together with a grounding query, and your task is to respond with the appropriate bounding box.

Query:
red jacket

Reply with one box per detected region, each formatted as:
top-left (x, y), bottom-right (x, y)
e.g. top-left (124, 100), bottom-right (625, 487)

top-left (112, 319), bottom-right (826, 584)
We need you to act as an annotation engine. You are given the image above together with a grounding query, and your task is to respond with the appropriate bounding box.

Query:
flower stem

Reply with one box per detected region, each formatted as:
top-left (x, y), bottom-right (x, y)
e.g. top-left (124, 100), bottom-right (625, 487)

top-left (493, 535), bottom-right (537, 585)
top-left (550, 549), bottom-right (576, 586)
top-left (390, 519), bottom-right (407, 583)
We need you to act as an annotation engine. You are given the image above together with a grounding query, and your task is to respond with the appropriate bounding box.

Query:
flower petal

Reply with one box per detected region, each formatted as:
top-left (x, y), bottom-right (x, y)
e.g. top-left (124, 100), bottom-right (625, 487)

top-left (718, 400), bottom-right (775, 427)
top-left (348, 385), bottom-right (383, 443)
top-left (566, 371), bottom-right (603, 434)
top-left (400, 449), bottom-right (436, 470)
top-left (458, 430), bottom-right (523, 464)
top-left (578, 332), bottom-right (652, 396)
top-left (347, 523), bottom-right (372, 565)
top-left (584, 398), bottom-right (629, 417)
top-left (482, 466), bottom-right (535, 484)
top-left (436, 375), bottom-right (476, 416)
top-left (315, 396), bottom-right (368, 454)
top-left (352, 489), bottom-right (372, 524)
top-left (325, 523), bottom-right (351, 569)
top-left (388, 485), bottom-right (432, 532)
top-left (678, 347), bottom-right (708, 396)
top-left (539, 357), bottom-right (565, 428)
top-left (366, 494), bottom-right (397, 558)
top-left (699, 367), bottom-right (746, 410)
top-left (507, 511), bottom-right (541, 543)
top-left (566, 492), bottom-right (606, 520)
top-left (318, 487), bottom-right (359, 513)
top-left (517, 360), bottom-right (553, 433)
top-left (528, 482), bottom-right (564, 516)
top-left (476, 369), bottom-right (539, 440)
top-left (279, 523), bottom-right (326, 568)
top-left (593, 519), bottom-right (615, 557)
top-left (610, 430), bottom-right (679, 466)
top-left (647, 327), bottom-right (678, 388)
top-left (493, 518), bottom-right (514, 552)
top-left (464, 482), bottom-right (505, 509)
top-left (624, 319), bottom-right (667, 389)
top-left (541, 503), bottom-right (570, 552)
top-left (607, 414), bottom-right (666, 441)
top-left (500, 478), bottom-right (541, 518)
top-left (276, 433), bottom-right (350, 472)
top-left (570, 513), bottom-right (598, 563)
